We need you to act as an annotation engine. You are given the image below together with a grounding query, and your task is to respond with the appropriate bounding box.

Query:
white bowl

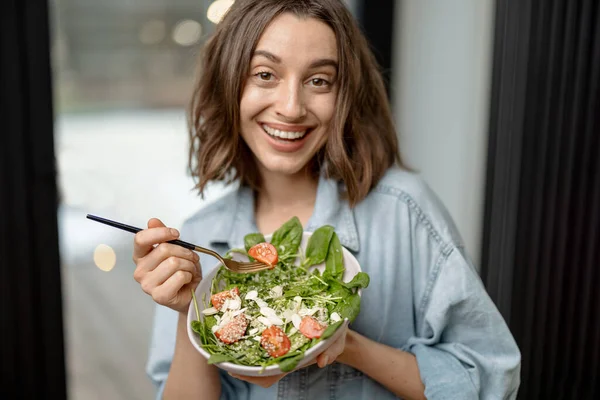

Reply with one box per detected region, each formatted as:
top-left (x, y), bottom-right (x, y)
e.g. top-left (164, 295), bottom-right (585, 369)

top-left (187, 231), bottom-right (362, 376)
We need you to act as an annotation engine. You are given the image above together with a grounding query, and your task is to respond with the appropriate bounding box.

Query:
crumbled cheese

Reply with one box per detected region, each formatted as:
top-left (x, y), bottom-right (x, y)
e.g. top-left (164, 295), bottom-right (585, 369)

top-left (254, 298), bottom-right (268, 308)
top-left (330, 312), bottom-right (341, 322)
top-left (227, 297), bottom-right (241, 311)
top-left (245, 290), bottom-right (258, 300)
top-left (298, 307), bottom-right (319, 317)
top-left (282, 309), bottom-right (294, 321)
top-left (260, 307), bottom-right (277, 318)
top-left (268, 315), bottom-right (284, 326)
top-left (257, 316), bottom-right (273, 327)
top-left (202, 307), bottom-right (218, 315)
top-left (291, 314), bottom-right (302, 330)
top-left (221, 299), bottom-right (231, 312)
top-left (271, 285), bottom-right (283, 298)
top-left (232, 308), bottom-right (247, 317)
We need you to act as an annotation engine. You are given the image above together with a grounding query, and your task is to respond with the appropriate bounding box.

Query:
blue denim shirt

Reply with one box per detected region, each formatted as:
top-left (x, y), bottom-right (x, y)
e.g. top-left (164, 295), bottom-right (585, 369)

top-left (146, 167), bottom-right (521, 399)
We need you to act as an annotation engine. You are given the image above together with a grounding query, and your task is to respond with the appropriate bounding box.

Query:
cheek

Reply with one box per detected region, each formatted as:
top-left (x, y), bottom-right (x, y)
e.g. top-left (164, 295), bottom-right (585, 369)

top-left (240, 86), bottom-right (268, 120)
top-left (313, 95), bottom-right (337, 126)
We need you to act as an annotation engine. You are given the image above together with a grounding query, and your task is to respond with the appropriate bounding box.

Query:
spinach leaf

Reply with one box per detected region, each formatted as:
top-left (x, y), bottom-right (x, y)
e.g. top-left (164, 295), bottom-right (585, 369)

top-left (244, 233), bottom-right (266, 251)
top-left (191, 320), bottom-right (203, 335)
top-left (270, 216), bottom-right (303, 256)
top-left (284, 281), bottom-right (325, 298)
top-left (207, 353), bottom-right (238, 364)
top-left (302, 225), bottom-right (334, 267)
top-left (327, 279), bottom-right (352, 299)
top-left (278, 353), bottom-right (304, 372)
top-left (325, 232), bottom-right (344, 280)
top-left (334, 293), bottom-right (361, 323)
top-left (343, 272), bottom-right (370, 290)
top-left (204, 316), bottom-right (217, 331)
top-left (244, 233), bottom-right (266, 261)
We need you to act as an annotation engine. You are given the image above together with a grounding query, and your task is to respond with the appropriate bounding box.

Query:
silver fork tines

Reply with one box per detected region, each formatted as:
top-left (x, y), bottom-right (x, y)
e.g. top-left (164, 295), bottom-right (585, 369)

top-left (194, 245), bottom-right (271, 273)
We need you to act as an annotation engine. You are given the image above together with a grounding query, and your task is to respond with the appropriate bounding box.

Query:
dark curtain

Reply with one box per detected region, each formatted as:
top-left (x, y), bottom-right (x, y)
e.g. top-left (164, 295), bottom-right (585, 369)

top-left (0, 0), bottom-right (66, 398)
top-left (482, 0), bottom-right (600, 398)
top-left (356, 0), bottom-right (395, 99)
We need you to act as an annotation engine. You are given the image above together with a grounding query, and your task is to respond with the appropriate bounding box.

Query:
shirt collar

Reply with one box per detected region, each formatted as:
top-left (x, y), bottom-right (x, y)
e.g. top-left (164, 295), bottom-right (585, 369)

top-left (208, 174), bottom-right (360, 253)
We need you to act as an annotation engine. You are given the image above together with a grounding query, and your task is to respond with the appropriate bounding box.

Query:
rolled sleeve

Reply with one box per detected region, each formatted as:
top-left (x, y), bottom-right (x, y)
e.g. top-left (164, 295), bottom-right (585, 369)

top-left (406, 247), bottom-right (521, 399)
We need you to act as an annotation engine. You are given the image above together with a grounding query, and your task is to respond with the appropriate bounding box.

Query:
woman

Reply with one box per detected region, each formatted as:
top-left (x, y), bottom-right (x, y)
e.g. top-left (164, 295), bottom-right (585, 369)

top-left (134, 1), bottom-right (521, 399)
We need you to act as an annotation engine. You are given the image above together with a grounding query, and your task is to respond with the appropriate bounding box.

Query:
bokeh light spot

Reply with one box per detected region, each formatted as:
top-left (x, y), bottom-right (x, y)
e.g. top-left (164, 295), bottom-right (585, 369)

top-left (94, 244), bottom-right (116, 272)
top-left (207, 0), bottom-right (235, 24)
top-left (172, 19), bottom-right (202, 46)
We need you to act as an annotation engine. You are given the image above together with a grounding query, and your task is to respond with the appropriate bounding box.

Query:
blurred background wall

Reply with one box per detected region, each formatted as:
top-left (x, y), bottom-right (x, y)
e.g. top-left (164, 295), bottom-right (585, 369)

top-left (392, 0), bottom-right (495, 269)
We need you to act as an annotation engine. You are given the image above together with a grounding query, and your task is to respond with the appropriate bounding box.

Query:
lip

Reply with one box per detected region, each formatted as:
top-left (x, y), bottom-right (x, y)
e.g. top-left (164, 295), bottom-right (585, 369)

top-left (259, 123), bottom-right (314, 153)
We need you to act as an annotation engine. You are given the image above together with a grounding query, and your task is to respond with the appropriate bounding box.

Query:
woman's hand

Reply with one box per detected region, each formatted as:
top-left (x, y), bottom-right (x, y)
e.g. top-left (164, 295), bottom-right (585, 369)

top-left (132, 218), bottom-right (202, 313)
top-left (229, 326), bottom-right (349, 388)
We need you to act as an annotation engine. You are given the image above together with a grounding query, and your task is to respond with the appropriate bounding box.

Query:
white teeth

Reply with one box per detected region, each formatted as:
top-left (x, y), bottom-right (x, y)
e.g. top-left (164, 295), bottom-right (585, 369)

top-left (263, 124), bottom-right (307, 140)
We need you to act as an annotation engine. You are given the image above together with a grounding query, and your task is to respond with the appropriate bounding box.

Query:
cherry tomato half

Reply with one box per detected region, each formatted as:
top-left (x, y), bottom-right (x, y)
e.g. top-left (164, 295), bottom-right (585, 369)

top-left (210, 287), bottom-right (240, 310)
top-left (248, 242), bottom-right (278, 268)
top-left (299, 316), bottom-right (327, 339)
top-left (215, 314), bottom-right (248, 344)
top-left (260, 325), bottom-right (291, 357)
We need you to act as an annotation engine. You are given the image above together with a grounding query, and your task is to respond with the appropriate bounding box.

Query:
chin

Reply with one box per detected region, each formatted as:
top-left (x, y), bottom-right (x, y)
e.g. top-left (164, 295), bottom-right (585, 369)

top-left (263, 163), bottom-right (307, 176)
top-left (259, 157), bottom-right (312, 177)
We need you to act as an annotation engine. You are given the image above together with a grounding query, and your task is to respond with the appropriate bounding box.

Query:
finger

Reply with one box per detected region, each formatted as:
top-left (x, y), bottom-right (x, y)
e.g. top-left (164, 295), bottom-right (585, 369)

top-left (317, 353), bottom-right (330, 368)
top-left (148, 256), bottom-right (200, 287)
top-left (133, 218), bottom-right (179, 261)
top-left (147, 217), bottom-right (166, 229)
top-left (139, 257), bottom-right (199, 295)
top-left (134, 244), bottom-right (198, 284)
top-left (150, 270), bottom-right (193, 305)
top-left (141, 242), bottom-right (199, 273)
top-left (316, 328), bottom-right (348, 368)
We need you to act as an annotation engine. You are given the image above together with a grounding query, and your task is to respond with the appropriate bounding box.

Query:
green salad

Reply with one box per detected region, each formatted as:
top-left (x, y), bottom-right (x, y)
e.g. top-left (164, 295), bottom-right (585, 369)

top-left (190, 216), bottom-right (370, 372)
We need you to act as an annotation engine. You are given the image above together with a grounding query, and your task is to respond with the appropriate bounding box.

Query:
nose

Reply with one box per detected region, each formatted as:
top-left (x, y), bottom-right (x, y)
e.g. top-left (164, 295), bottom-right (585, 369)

top-left (275, 81), bottom-right (307, 121)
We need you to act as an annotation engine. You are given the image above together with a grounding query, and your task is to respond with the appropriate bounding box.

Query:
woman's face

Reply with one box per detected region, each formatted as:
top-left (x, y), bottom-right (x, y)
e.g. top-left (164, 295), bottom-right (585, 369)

top-left (239, 13), bottom-right (338, 178)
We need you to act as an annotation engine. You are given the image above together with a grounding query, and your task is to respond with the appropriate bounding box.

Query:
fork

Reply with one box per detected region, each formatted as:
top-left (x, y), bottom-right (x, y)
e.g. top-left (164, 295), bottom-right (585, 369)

top-left (85, 214), bottom-right (271, 273)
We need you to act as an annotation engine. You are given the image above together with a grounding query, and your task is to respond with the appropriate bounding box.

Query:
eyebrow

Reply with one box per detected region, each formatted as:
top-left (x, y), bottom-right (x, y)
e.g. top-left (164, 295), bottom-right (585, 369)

top-left (253, 50), bottom-right (338, 70)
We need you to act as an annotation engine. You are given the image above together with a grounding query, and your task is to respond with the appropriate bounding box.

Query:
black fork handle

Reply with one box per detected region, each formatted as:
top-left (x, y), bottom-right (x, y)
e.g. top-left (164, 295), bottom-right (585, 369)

top-left (86, 214), bottom-right (196, 251)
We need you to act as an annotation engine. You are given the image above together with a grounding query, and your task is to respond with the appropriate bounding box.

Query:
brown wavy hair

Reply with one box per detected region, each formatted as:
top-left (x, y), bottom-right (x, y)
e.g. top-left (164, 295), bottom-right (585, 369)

top-left (188, 0), bottom-right (405, 206)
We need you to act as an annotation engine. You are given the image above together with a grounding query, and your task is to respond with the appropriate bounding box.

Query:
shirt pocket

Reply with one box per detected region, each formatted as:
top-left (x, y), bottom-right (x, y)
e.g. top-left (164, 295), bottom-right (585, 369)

top-left (327, 363), bottom-right (365, 399)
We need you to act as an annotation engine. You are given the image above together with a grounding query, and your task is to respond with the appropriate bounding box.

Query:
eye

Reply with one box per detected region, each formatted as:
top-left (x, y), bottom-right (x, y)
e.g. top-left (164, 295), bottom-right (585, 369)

top-left (309, 78), bottom-right (329, 87)
top-left (256, 71), bottom-right (273, 81)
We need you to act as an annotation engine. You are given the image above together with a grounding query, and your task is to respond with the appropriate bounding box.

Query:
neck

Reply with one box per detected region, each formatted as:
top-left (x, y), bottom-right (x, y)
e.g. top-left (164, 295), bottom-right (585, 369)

top-left (254, 166), bottom-right (319, 233)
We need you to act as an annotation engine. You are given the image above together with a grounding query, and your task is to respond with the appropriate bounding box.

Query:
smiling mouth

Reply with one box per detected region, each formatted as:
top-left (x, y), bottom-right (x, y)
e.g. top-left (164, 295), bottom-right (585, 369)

top-left (262, 124), bottom-right (310, 141)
